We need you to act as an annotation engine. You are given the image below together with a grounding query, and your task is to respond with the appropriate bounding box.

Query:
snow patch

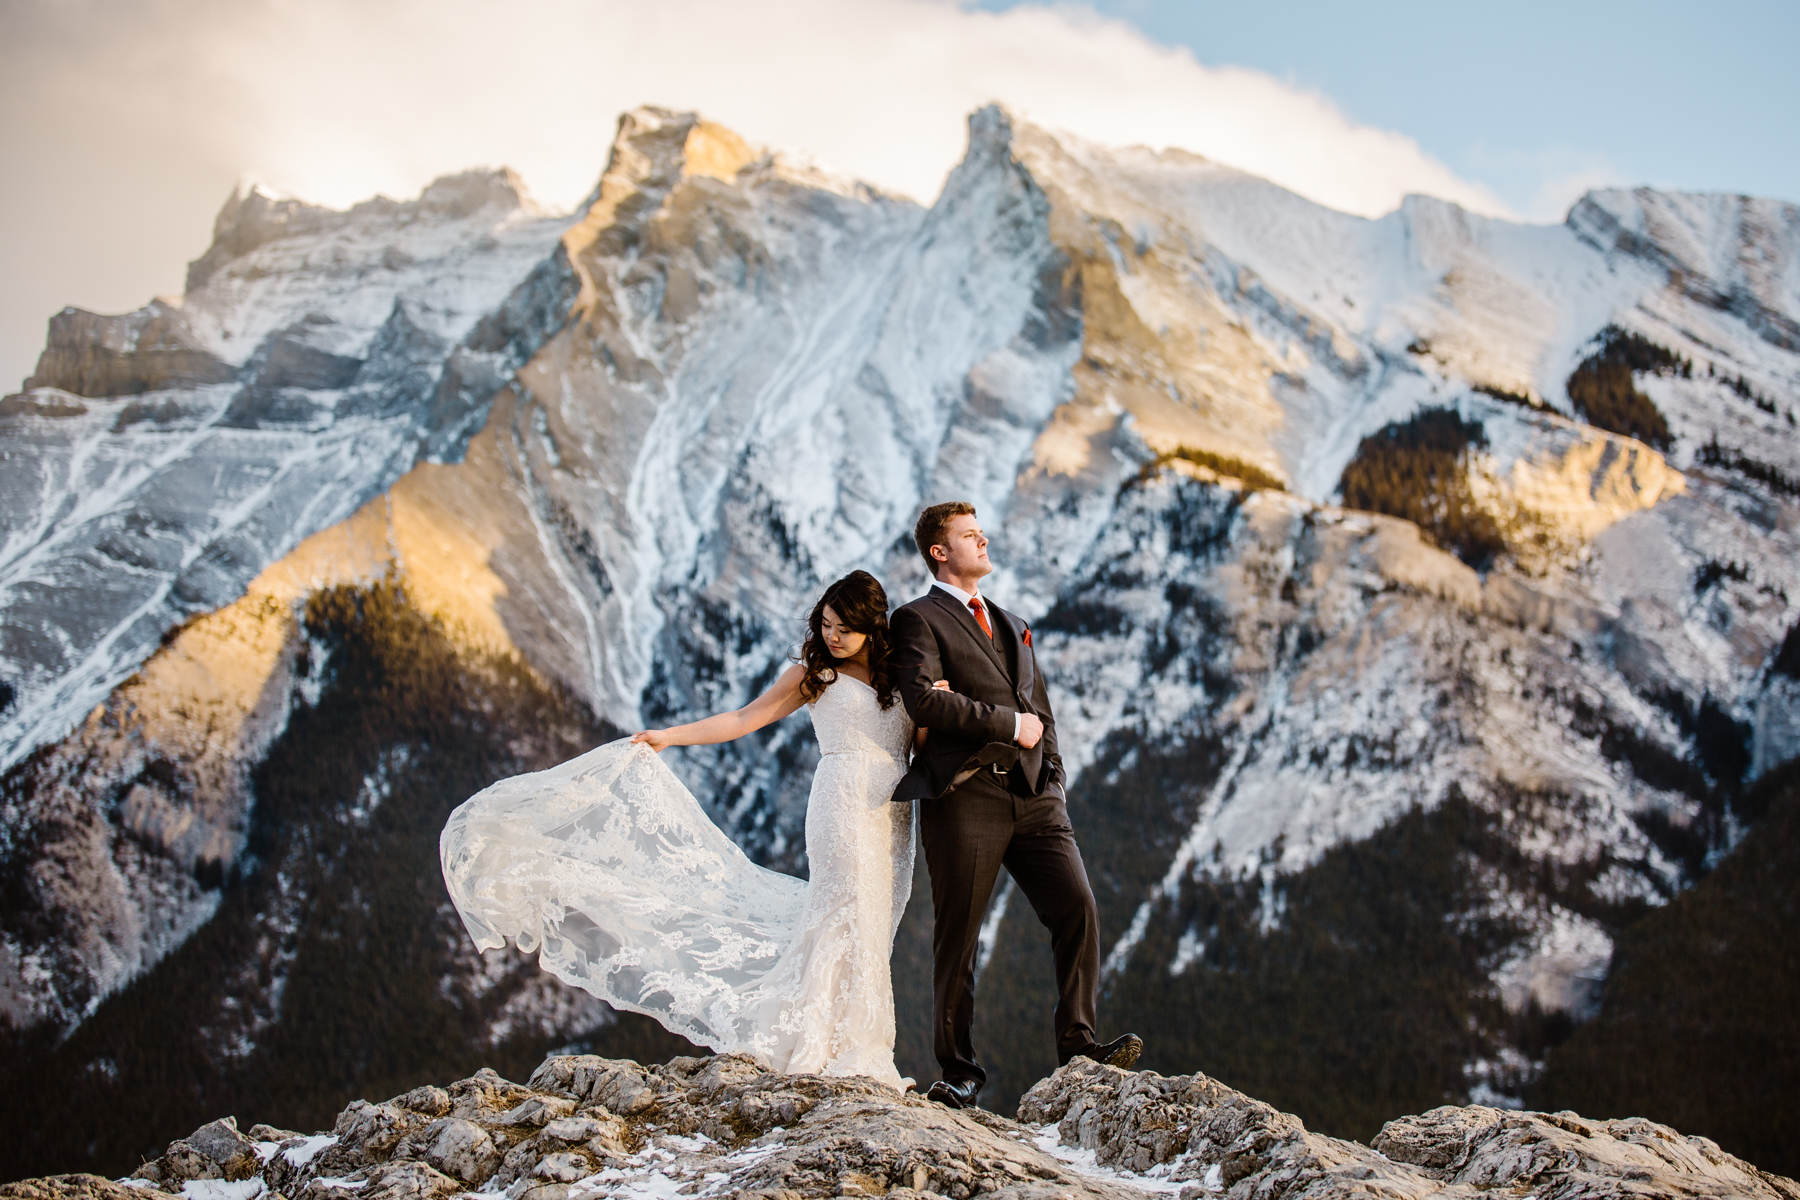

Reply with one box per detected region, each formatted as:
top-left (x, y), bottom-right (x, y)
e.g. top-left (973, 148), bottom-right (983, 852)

top-left (1029, 1123), bottom-right (1196, 1194)
top-left (281, 1134), bottom-right (338, 1168)
top-left (1493, 905), bottom-right (1612, 1020)
top-left (1169, 928), bottom-right (1205, 977)
top-left (179, 1180), bottom-right (267, 1200)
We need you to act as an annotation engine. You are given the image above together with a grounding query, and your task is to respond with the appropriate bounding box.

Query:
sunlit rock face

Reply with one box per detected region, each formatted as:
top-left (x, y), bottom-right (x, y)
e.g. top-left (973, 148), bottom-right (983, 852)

top-left (2, 102), bottom-right (1797, 1158)
top-left (0, 166), bottom-right (572, 775)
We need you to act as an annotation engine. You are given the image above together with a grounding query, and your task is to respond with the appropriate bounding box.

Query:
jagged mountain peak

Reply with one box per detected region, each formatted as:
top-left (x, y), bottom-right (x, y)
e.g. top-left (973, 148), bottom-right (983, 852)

top-left (418, 166), bottom-right (544, 219)
top-left (203, 182), bottom-right (332, 261)
top-left (1567, 185), bottom-right (1800, 353)
top-left (1393, 189), bottom-right (1491, 233)
top-left (187, 167), bottom-right (544, 293)
top-left (619, 105), bottom-right (752, 181)
top-left (571, 106), bottom-right (756, 215)
top-left (556, 106), bottom-right (772, 318)
top-left (564, 103), bottom-right (920, 248)
top-left (964, 100), bottom-right (1024, 157)
top-left (967, 101), bottom-right (1233, 181)
top-left (1567, 184), bottom-right (1800, 284)
top-left (1574, 183), bottom-right (1800, 229)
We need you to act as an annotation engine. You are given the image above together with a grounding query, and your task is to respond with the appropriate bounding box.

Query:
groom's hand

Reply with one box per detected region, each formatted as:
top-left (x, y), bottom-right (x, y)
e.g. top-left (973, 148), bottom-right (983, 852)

top-left (1015, 712), bottom-right (1044, 749)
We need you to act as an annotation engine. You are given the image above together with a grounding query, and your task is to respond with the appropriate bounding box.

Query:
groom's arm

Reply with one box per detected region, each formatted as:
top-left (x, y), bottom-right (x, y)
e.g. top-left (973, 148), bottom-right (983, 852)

top-left (1030, 663), bottom-right (1066, 802)
top-left (890, 605), bottom-right (1016, 742)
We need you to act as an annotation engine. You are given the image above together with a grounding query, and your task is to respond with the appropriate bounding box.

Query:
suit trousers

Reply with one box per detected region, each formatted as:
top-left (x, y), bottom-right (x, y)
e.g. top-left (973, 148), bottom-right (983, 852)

top-left (920, 769), bottom-right (1100, 1088)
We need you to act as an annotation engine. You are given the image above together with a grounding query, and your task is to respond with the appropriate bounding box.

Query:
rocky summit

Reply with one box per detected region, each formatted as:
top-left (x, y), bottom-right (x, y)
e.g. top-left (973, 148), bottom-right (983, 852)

top-left (5, 1054), bottom-right (1795, 1200)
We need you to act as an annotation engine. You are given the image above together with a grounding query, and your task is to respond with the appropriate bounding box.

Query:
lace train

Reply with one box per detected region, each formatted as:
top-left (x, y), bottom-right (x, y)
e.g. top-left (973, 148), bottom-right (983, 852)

top-left (441, 678), bottom-right (914, 1086)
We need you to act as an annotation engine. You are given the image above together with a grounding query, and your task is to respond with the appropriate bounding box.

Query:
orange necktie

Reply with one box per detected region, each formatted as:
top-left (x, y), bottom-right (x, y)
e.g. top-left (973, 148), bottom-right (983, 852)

top-left (968, 596), bottom-right (993, 639)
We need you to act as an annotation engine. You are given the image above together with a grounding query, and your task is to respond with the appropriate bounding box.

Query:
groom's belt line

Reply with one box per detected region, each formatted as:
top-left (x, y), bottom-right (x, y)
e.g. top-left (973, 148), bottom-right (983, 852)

top-left (948, 762), bottom-right (1011, 788)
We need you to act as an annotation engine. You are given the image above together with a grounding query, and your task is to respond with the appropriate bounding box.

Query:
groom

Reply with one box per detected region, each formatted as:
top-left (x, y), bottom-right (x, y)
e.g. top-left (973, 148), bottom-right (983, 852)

top-left (889, 500), bottom-right (1142, 1109)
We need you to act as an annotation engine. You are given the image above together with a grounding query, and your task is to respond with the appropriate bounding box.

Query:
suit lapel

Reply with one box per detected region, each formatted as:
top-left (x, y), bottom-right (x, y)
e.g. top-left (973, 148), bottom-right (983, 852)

top-left (929, 588), bottom-right (1011, 676)
top-left (986, 600), bottom-right (1025, 685)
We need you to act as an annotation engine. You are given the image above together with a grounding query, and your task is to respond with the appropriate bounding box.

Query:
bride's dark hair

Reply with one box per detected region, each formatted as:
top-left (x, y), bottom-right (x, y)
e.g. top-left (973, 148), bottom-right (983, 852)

top-left (797, 570), bottom-right (897, 709)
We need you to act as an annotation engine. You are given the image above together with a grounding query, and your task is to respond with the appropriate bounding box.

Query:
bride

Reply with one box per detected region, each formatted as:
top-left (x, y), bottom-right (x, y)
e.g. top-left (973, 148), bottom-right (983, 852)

top-left (439, 570), bottom-right (916, 1088)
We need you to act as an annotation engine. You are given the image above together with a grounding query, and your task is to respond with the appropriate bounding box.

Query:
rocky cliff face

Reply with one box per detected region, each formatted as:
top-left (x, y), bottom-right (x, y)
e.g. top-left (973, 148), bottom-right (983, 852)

top-left (6, 1054), bottom-right (1796, 1200)
top-left (0, 165), bottom-right (571, 776)
top-left (3, 103), bottom-right (1798, 1181)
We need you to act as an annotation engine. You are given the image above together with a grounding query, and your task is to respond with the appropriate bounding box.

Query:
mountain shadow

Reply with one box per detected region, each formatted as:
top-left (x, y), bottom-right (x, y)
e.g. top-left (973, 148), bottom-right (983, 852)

top-left (1083, 782), bottom-right (1523, 1140)
top-left (0, 579), bottom-right (689, 1183)
top-left (1529, 758), bottom-right (1800, 1178)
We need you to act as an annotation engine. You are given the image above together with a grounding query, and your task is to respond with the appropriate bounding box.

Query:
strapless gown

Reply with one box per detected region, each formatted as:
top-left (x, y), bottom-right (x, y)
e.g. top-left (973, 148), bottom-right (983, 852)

top-left (440, 674), bottom-right (915, 1086)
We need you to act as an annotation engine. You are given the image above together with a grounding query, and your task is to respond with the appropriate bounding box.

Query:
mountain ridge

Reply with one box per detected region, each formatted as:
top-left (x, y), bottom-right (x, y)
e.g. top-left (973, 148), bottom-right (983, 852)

top-left (2, 100), bottom-right (1797, 1180)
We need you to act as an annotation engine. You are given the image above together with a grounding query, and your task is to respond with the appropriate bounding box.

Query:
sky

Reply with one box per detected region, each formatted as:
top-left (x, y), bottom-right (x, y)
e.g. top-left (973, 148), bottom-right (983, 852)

top-left (2, 0), bottom-right (1796, 394)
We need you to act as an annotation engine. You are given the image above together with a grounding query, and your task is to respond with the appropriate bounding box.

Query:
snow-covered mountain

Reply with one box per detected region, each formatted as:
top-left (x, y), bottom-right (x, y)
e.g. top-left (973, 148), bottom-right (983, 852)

top-left (2, 103), bottom-right (1797, 1177)
top-left (0, 168), bottom-right (571, 774)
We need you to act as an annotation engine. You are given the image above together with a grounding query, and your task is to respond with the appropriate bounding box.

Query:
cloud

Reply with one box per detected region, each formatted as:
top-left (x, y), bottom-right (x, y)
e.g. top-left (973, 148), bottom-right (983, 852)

top-left (1528, 166), bottom-right (1634, 223)
top-left (1463, 143), bottom-right (1632, 223)
top-left (0, 0), bottom-right (1515, 390)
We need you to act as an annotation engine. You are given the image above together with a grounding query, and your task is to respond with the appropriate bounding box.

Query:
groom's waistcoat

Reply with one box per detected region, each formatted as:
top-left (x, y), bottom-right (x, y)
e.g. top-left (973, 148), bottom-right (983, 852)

top-left (888, 589), bottom-right (1064, 805)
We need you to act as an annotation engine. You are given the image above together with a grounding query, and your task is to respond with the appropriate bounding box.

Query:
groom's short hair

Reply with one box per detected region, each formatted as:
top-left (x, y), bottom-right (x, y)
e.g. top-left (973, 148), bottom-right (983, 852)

top-left (914, 501), bottom-right (977, 577)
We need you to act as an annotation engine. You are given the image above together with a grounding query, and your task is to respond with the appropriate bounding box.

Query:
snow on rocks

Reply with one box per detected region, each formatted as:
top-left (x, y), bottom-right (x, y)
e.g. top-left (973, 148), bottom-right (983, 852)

top-left (7, 1053), bottom-right (1794, 1200)
top-left (1021, 1058), bottom-right (1800, 1199)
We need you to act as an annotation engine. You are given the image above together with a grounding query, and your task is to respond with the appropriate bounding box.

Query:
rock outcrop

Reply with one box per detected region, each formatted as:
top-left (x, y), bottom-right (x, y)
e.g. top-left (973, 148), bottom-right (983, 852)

top-left (23, 302), bottom-right (237, 398)
top-left (6, 1054), bottom-right (1793, 1200)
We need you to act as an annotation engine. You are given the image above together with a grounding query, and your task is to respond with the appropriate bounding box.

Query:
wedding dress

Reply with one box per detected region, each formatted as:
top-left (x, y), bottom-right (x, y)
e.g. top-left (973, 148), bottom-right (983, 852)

top-left (440, 674), bottom-right (915, 1087)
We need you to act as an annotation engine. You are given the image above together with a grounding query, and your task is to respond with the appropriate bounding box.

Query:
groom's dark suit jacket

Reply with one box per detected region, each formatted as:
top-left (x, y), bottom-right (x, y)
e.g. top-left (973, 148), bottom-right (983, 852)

top-left (888, 587), bottom-right (1064, 804)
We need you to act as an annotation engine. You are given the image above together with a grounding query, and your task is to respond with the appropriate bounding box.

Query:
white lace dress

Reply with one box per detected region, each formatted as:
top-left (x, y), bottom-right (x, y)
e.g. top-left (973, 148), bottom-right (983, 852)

top-left (440, 675), bottom-right (915, 1087)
